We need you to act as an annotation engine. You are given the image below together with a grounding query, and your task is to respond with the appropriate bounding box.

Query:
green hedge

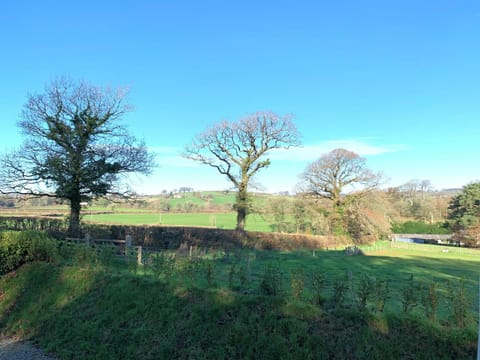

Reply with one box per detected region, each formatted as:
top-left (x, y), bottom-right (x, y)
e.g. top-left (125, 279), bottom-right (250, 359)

top-left (392, 221), bottom-right (451, 234)
top-left (0, 230), bottom-right (58, 274)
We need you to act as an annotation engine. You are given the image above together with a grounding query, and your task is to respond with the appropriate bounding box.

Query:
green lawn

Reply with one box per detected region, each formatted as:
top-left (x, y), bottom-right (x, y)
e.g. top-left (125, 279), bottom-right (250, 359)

top-left (84, 212), bottom-right (274, 232)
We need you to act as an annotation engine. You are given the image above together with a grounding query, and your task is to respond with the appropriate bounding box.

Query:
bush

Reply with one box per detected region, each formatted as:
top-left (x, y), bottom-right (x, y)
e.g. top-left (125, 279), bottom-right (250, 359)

top-left (0, 230), bottom-right (58, 274)
top-left (391, 221), bottom-right (450, 234)
top-left (259, 263), bottom-right (283, 296)
top-left (400, 274), bottom-right (419, 314)
top-left (446, 279), bottom-right (471, 328)
top-left (357, 274), bottom-right (374, 310)
top-left (290, 268), bottom-right (305, 300)
top-left (310, 270), bottom-right (326, 306)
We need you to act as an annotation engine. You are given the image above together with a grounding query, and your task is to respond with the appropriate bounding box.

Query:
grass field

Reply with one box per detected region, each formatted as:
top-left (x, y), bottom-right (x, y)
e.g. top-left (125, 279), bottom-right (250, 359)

top-left (0, 191), bottom-right (286, 231)
top-left (208, 241), bottom-right (480, 316)
top-left (1, 235), bottom-right (479, 359)
top-left (84, 212), bottom-right (274, 232)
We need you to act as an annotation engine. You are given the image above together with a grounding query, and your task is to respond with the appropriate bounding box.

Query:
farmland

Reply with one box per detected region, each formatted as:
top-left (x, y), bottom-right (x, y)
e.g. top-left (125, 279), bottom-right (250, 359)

top-left (0, 191), bottom-right (288, 232)
top-left (1, 190), bottom-right (478, 358)
top-left (1, 233), bottom-right (479, 359)
top-left (84, 212), bottom-right (272, 231)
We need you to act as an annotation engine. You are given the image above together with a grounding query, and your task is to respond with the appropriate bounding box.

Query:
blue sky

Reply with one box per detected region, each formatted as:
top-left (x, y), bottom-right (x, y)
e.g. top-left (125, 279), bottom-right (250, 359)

top-left (0, 0), bottom-right (479, 194)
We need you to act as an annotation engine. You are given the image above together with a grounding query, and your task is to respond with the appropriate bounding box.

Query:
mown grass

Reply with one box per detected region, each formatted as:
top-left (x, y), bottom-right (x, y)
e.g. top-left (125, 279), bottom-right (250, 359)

top-left (84, 212), bottom-right (273, 232)
top-left (1, 238), bottom-right (479, 359)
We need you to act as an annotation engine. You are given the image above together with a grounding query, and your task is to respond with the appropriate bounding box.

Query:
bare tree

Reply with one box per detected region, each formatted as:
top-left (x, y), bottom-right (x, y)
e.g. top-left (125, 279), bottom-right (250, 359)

top-left (0, 77), bottom-right (155, 236)
top-left (183, 111), bottom-right (300, 231)
top-left (398, 179), bottom-right (433, 202)
top-left (395, 179), bottom-right (439, 221)
top-left (300, 148), bottom-right (381, 209)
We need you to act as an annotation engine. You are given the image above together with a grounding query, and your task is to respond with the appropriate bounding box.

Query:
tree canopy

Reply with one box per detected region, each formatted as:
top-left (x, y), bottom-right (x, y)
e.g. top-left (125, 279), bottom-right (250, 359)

top-left (0, 78), bottom-right (155, 236)
top-left (448, 182), bottom-right (480, 229)
top-left (300, 148), bottom-right (381, 209)
top-left (184, 111), bottom-right (300, 231)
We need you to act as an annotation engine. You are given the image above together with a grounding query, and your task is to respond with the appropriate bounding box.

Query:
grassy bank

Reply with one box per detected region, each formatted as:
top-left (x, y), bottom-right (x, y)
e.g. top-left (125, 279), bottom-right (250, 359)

top-left (1, 234), bottom-right (479, 359)
top-left (1, 260), bottom-right (477, 359)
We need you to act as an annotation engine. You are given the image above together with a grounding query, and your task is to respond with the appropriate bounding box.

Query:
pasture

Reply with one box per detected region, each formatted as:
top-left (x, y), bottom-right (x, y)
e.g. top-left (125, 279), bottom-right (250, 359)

top-left (0, 191), bottom-right (285, 232)
top-left (1, 233), bottom-right (479, 359)
top-left (185, 241), bottom-right (480, 316)
top-left (83, 212), bottom-right (273, 232)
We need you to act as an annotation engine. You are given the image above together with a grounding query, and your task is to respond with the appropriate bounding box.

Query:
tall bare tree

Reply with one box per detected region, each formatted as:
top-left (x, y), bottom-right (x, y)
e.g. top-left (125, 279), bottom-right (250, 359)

top-left (396, 179), bottom-right (437, 221)
top-left (300, 148), bottom-right (381, 209)
top-left (0, 78), bottom-right (155, 236)
top-left (184, 111), bottom-right (300, 231)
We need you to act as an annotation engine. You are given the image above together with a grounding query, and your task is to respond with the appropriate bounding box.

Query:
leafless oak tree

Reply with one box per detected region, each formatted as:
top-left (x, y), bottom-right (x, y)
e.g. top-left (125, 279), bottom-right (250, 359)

top-left (0, 77), bottom-right (155, 236)
top-left (300, 148), bottom-right (381, 209)
top-left (184, 111), bottom-right (300, 231)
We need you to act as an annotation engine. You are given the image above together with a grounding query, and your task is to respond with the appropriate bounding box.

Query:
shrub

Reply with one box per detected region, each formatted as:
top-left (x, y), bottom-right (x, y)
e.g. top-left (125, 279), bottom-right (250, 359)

top-left (372, 277), bottom-right (389, 313)
top-left (400, 274), bottom-right (419, 314)
top-left (391, 221), bottom-right (450, 235)
top-left (420, 281), bottom-right (439, 323)
top-left (227, 264), bottom-right (237, 289)
top-left (0, 230), bottom-right (58, 274)
top-left (357, 274), bottom-right (374, 311)
top-left (203, 260), bottom-right (216, 287)
top-left (259, 263), bottom-right (283, 296)
top-left (290, 268), bottom-right (305, 300)
top-left (446, 279), bottom-right (470, 328)
top-left (310, 270), bottom-right (326, 306)
top-left (147, 251), bottom-right (175, 279)
top-left (332, 276), bottom-right (347, 308)
top-left (71, 244), bottom-right (98, 268)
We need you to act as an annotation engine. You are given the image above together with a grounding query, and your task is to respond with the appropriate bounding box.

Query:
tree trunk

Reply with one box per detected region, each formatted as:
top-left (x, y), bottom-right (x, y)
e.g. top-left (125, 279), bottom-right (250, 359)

top-left (68, 199), bottom-right (82, 237)
top-left (236, 186), bottom-right (248, 231)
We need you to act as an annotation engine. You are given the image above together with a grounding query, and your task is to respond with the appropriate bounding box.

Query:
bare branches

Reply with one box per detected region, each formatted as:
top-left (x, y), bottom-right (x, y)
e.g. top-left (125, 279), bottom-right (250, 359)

top-left (183, 111), bottom-right (300, 230)
top-left (184, 111), bottom-right (300, 190)
top-left (0, 77), bottom-right (154, 236)
top-left (300, 148), bottom-right (381, 208)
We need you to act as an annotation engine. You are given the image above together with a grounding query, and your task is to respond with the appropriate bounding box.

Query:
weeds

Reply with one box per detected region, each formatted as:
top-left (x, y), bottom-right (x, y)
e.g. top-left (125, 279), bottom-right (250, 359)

top-left (420, 281), bottom-right (439, 323)
top-left (401, 274), bottom-right (419, 314)
top-left (238, 263), bottom-right (248, 290)
top-left (372, 277), bottom-right (389, 313)
top-left (332, 276), bottom-right (348, 308)
top-left (290, 268), bottom-right (305, 300)
top-left (72, 244), bottom-right (97, 268)
top-left (204, 260), bottom-right (216, 287)
top-left (228, 264), bottom-right (237, 289)
top-left (98, 245), bottom-right (116, 270)
top-left (148, 251), bottom-right (175, 279)
top-left (259, 263), bottom-right (283, 296)
top-left (446, 279), bottom-right (470, 328)
top-left (310, 270), bottom-right (326, 306)
top-left (357, 274), bottom-right (373, 311)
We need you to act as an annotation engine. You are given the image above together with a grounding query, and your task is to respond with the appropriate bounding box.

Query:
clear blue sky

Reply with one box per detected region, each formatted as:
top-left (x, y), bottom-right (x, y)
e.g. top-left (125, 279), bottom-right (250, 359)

top-left (1, 0), bottom-right (479, 194)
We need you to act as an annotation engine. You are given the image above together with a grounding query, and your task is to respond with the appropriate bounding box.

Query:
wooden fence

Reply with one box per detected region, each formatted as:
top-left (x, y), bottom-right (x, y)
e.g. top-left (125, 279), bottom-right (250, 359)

top-left (63, 234), bottom-right (143, 265)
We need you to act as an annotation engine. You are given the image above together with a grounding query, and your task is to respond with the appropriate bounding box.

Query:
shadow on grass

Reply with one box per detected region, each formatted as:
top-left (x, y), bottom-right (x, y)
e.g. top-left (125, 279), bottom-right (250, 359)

top-left (0, 259), bottom-right (477, 359)
top-left (222, 248), bottom-right (480, 319)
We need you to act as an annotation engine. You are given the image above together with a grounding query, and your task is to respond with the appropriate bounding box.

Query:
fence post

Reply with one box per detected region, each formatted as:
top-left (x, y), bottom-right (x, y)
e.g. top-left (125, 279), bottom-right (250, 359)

top-left (84, 232), bottom-right (91, 246)
top-left (125, 235), bottom-right (133, 257)
top-left (348, 270), bottom-right (356, 306)
top-left (137, 246), bottom-right (143, 265)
